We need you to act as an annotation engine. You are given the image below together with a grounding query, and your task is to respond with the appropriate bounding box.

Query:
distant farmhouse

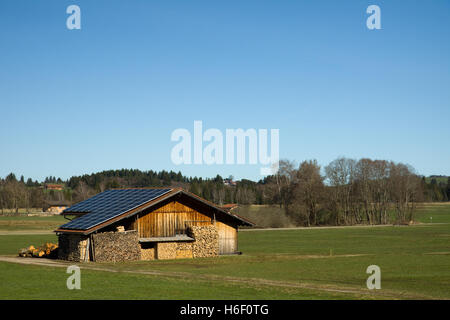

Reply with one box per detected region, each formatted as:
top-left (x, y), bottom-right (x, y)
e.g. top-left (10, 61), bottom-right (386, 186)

top-left (223, 178), bottom-right (237, 186)
top-left (221, 203), bottom-right (238, 211)
top-left (55, 188), bottom-right (253, 262)
top-left (44, 184), bottom-right (64, 191)
top-left (43, 200), bottom-right (71, 214)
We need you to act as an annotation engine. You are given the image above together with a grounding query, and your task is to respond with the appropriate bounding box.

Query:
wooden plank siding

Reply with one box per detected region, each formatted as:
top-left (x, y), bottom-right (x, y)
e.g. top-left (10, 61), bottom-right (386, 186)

top-left (136, 199), bottom-right (239, 254)
top-left (137, 201), bottom-right (212, 238)
top-left (216, 221), bottom-right (238, 254)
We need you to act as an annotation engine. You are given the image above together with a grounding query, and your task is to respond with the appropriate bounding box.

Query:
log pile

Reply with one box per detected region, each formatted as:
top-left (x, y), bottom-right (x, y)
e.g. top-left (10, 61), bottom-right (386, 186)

top-left (176, 242), bottom-right (193, 259)
top-left (156, 242), bottom-right (177, 260)
top-left (189, 225), bottom-right (219, 258)
top-left (58, 234), bottom-right (87, 261)
top-left (92, 230), bottom-right (140, 262)
top-left (176, 248), bottom-right (193, 259)
top-left (18, 243), bottom-right (58, 259)
top-left (140, 247), bottom-right (155, 260)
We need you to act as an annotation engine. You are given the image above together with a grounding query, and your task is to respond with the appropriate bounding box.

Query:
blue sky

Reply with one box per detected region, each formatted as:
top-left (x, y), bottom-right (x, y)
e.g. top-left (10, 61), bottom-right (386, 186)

top-left (0, 0), bottom-right (449, 182)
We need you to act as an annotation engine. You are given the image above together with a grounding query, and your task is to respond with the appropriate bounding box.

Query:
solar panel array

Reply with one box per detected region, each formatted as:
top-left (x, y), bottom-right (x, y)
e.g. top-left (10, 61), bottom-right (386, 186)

top-left (59, 188), bottom-right (172, 230)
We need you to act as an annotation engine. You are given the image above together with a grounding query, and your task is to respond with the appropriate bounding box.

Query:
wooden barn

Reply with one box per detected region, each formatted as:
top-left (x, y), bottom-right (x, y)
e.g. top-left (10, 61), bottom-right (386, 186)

top-left (54, 188), bottom-right (253, 262)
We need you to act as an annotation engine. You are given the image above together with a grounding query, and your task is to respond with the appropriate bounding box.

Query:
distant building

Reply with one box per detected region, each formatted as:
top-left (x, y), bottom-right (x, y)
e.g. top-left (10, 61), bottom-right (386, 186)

top-left (223, 178), bottom-right (237, 186)
top-left (44, 201), bottom-right (71, 214)
top-left (221, 204), bottom-right (238, 211)
top-left (44, 184), bottom-right (64, 191)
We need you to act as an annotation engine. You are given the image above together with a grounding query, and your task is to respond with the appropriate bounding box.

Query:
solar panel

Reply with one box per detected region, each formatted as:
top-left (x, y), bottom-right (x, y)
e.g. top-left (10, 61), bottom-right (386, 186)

top-left (59, 189), bottom-right (172, 231)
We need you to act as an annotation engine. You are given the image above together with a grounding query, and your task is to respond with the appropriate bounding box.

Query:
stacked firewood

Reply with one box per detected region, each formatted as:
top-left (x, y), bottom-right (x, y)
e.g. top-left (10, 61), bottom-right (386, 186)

top-left (92, 230), bottom-right (141, 262)
top-left (156, 242), bottom-right (177, 259)
top-left (189, 225), bottom-right (219, 258)
top-left (141, 247), bottom-right (155, 260)
top-left (18, 243), bottom-right (58, 258)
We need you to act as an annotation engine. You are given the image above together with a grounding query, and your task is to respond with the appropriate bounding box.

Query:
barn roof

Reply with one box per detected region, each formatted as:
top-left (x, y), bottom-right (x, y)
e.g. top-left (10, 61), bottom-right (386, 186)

top-left (221, 203), bottom-right (238, 210)
top-left (58, 188), bottom-right (172, 231)
top-left (45, 200), bottom-right (71, 207)
top-left (55, 188), bottom-right (253, 234)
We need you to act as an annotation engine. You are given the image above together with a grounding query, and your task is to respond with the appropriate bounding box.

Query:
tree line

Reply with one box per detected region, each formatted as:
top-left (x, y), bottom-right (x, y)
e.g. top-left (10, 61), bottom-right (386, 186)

top-left (261, 158), bottom-right (435, 226)
top-left (0, 169), bottom-right (265, 213)
top-left (0, 161), bottom-right (449, 224)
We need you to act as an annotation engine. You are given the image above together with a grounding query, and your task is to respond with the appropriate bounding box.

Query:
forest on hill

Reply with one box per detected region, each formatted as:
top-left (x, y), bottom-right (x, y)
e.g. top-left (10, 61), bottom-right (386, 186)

top-left (1, 158), bottom-right (449, 226)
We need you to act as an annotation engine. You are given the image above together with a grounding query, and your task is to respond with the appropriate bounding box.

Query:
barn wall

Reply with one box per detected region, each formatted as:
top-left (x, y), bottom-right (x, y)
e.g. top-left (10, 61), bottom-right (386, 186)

top-left (216, 221), bottom-right (238, 254)
top-left (137, 200), bottom-right (212, 238)
top-left (137, 198), bottom-right (238, 255)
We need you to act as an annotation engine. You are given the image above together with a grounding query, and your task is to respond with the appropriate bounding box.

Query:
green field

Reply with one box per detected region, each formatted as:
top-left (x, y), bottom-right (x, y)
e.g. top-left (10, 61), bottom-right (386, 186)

top-left (0, 204), bottom-right (449, 299)
top-left (414, 203), bottom-right (450, 223)
top-left (0, 214), bottom-right (66, 231)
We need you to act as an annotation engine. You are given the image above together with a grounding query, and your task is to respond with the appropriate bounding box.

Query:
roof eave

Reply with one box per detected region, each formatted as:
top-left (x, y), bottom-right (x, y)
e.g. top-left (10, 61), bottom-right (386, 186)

top-left (54, 228), bottom-right (89, 235)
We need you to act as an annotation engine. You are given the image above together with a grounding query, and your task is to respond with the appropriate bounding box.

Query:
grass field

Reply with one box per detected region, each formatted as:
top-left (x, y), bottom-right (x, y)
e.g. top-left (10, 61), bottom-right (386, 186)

top-left (236, 202), bottom-right (450, 226)
top-left (234, 205), bottom-right (294, 228)
top-left (0, 215), bottom-right (66, 231)
top-left (0, 203), bottom-right (449, 299)
top-left (414, 203), bottom-right (450, 223)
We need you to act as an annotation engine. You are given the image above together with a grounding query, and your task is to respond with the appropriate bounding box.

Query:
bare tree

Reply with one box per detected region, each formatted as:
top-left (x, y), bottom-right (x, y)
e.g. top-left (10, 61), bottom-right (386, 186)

top-left (3, 174), bottom-right (28, 214)
top-left (325, 157), bottom-right (356, 225)
top-left (73, 181), bottom-right (94, 202)
top-left (0, 179), bottom-right (4, 214)
top-left (292, 160), bottom-right (325, 226)
top-left (371, 160), bottom-right (390, 224)
top-left (266, 159), bottom-right (296, 209)
top-left (389, 163), bottom-right (422, 224)
top-left (354, 159), bottom-right (377, 224)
